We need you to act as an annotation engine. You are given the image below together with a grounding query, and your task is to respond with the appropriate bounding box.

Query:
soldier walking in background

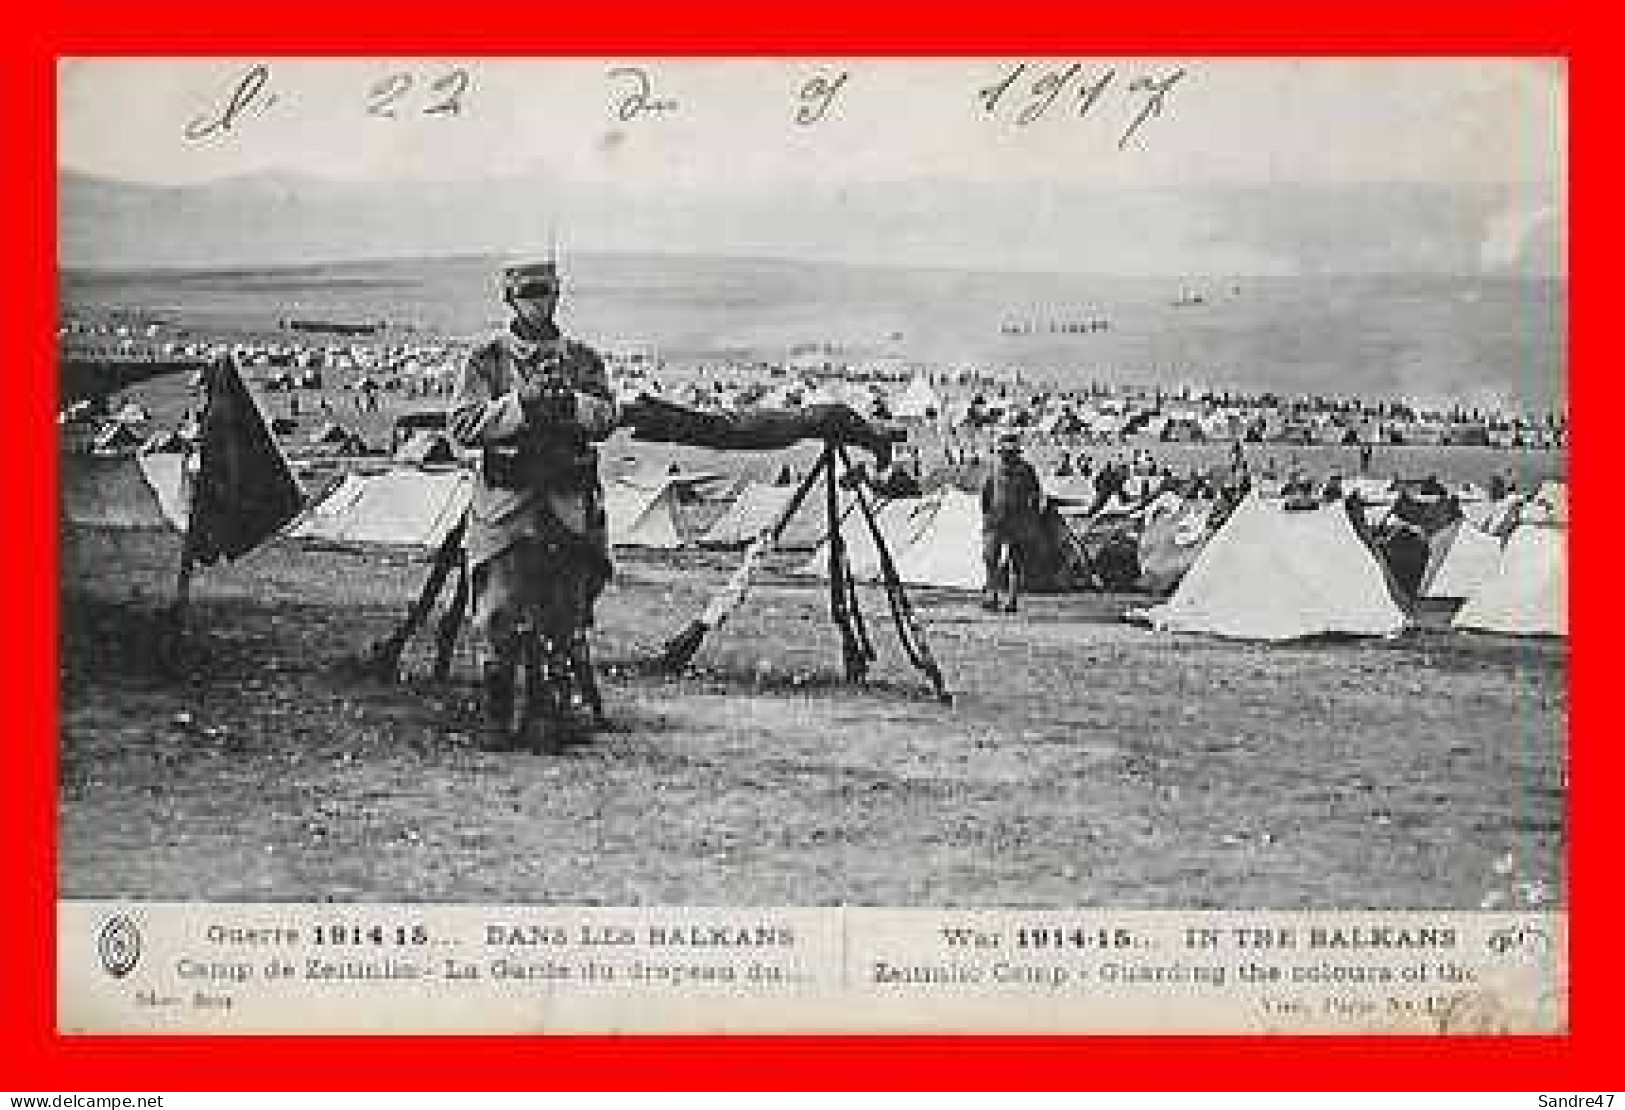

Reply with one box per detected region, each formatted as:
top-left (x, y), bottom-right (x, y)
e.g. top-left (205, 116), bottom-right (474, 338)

top-left (980, 431), bottom-right (1044, 613)
top-left (448, 260), bottom-right (619, 751)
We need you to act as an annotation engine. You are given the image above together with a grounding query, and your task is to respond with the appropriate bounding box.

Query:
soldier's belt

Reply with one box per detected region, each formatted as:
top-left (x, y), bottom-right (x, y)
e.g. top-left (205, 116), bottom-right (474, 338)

top-left (483, 443), bottom-right (599, 492)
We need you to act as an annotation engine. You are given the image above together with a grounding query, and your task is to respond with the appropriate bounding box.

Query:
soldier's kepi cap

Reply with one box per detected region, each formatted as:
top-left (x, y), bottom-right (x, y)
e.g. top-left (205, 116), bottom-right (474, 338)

top-left (502, 260), bottom-right (560, 298)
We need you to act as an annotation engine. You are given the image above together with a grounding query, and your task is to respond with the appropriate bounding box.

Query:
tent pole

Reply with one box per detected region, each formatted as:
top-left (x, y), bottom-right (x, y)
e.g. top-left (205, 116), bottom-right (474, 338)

top-left (156, 540), bottom-right (196, 674)
top-left (171, 553), bottom-right (194, 624)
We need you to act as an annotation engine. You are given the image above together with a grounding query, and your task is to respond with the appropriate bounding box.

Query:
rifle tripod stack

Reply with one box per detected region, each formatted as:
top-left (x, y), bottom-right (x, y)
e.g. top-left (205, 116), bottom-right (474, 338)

top-left (658, 439), bottom-right (952, 703)
top-left (368, 436), bottom-right (952, 705)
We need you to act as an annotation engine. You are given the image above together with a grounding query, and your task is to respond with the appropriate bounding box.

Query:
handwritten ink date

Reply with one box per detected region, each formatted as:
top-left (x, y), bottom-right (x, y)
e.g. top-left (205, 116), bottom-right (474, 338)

top-left (609, 67), bottom-right (678, 122)
top-left (978, 62), bottom-right (1186, 148)
top-left (185, 64), bottom-right (278, 141)
top-left (367, 68), bottom-right (472, 119)
top-left (795, 71), bottom-right (849, 125)
top-left (1119, 69), bottom-right (1185, 150)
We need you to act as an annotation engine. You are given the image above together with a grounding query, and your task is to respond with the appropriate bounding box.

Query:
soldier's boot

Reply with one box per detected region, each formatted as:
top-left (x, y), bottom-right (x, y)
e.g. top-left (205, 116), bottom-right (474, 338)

top-left (1003, 562), bottom-right (1021, 613)
top-left (479, 660), bottom-right (517, 751)
top-left (570, 631), bottom-right (608, 728)
top-left (519, 632), bottom-right (568, 756)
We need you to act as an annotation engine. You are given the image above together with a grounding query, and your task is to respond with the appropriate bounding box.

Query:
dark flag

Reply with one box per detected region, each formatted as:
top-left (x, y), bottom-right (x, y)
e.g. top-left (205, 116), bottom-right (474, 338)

top-left (620, 395), bottom-right (901, 463)
top-left (183, 355), bottom-right (304, 566)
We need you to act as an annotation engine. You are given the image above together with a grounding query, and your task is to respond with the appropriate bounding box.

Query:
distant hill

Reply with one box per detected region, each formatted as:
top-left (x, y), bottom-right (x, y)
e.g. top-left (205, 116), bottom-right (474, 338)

top-left (59, 170), bottom-right (1566, 279)
top-left (60, 252), bottom-right (1567, 414)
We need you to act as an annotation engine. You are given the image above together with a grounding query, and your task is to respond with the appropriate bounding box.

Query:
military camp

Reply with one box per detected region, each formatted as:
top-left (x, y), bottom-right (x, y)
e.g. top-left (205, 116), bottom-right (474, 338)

top-left (56, 58), bottom-right (1566, 915)
top-left (58, 254), bottom-right (1567, 911)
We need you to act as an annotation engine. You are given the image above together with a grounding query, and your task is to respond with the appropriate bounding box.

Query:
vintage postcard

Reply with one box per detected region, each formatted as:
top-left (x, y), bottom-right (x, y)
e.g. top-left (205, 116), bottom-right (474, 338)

top-left (56, 57), bottom-right (1567, 1035)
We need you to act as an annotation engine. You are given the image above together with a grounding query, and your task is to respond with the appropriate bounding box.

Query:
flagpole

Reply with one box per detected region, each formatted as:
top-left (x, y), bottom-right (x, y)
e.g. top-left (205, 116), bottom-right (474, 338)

top-left (170, 549), bottom-right (195, 627)
top-left (169, 362), bottom-right (212, 632)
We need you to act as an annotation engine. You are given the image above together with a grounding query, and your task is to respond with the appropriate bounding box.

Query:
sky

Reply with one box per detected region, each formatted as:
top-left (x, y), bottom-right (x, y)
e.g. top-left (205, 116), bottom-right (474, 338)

top-left (59, 57), bottom-right (1565, 189)
top-left (56, 58), bottom-right (1567, 274)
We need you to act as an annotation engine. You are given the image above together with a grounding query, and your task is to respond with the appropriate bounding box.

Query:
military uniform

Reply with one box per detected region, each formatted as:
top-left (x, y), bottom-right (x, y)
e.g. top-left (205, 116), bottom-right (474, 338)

top-left (980, 440), bottom-right (1043, 612)
top-left (447, 262), bottom-right (619, 744)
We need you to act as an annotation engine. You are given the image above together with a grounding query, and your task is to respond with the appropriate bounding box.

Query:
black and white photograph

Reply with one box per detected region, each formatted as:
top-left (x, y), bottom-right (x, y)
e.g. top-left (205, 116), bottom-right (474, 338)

top-left (58, 57), bottom-right (1566, 928)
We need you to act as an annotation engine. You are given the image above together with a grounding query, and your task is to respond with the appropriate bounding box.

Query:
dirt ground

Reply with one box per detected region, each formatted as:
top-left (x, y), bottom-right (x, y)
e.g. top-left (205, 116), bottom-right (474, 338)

top-left (58, 521), bottom-right (1567, 909)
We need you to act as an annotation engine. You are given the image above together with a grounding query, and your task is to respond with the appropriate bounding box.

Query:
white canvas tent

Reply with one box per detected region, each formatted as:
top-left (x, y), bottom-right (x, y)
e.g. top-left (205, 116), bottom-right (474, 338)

top-left (891, 374), bottom-right (942, 420)
top-left (801, 381), bottom-right (847, 407)
top-left (1137, 494), bottom-right (1220, 595)
top-left (394, 430), bottom-right (457, 465)
top-left (616, 468), bottom-right (733, 501)
top-left (697, 482), bottom-right (796, 549)
top-left (603, 477), bottom-right (685, 549)
top-left (1043, 475), bottom-right (1097, 507)
top-left (112, 401), bottom-right (151, 425)
top-left (789, 487), bottom-right (985, 590)
top-left (794, 494), bottom-right (938, 582)
top-left (834, 381), bottom-right (884, 416)
top-left (757, 382), bottom-right (802, 410)
top-left (1462, 494), bottom-right (1531, 537)
top-left (777, 486), bottom-right (863, 551)
top-left (287, 468), bottom-right (473, 550)
top-left (1141, 492), bottom-right (1408, 641)
top-left (136, 451), bottom-right (193, 532)
top-left (1521, 481), bottom-right (1569, 526)
top-left (1421, 520), bottom-right (1504, 600)
top-left (1452, 524), bottom-right (1567, 637)
top-left (60, 453), bottom-right (172, 530)
top-left (769, 454), bottom-right (867, 551)
top-left (1344, 477), bottom-right (1397, 507)
top-left (890, 488), bottom-right (987, 591)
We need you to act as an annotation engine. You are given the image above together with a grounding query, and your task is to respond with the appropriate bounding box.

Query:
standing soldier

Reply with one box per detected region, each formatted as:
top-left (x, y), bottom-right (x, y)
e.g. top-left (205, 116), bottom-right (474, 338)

top-left (980, 431), bottom-right (1044, 613)
top-left (448, 260), bottom-right (619, 750)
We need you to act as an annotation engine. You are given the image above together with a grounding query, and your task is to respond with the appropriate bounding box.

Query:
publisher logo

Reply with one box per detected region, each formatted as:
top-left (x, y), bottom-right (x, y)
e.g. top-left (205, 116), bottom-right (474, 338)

top-left (98, 914), bottom-right (141, 978)
top-left (1487, 922), bottom-right (1550, 958)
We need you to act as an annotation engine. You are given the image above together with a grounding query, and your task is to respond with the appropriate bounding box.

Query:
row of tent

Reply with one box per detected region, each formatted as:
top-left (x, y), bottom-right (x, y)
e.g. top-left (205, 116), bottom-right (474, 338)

top-left (782, 478), bottom-right (1567, 639)
top-left (60, 451), bottom-right (742, 556)
top-left (1129, 490), bottom-right (1567, 640)
top-left (285, 466), bottom-right (895, 557)
top-left (62, 450), bottom-right (1566, 641)
top-left (61, 450), bottom-right (1059, 585)
top-left (696, 473), bottom-right (1569, 639)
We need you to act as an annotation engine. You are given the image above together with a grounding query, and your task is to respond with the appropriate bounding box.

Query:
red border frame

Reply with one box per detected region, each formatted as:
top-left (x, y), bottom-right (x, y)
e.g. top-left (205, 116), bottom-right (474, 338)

top-left (8, 0), bottom-right (1610, 1090)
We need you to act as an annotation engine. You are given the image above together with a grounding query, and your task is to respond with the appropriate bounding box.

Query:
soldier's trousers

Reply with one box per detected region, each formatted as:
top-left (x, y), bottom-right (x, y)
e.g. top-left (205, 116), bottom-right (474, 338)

top-left (472, 537), bottom-right (601, 663)
top-left (982, 528), bottom-right (1022, 603)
